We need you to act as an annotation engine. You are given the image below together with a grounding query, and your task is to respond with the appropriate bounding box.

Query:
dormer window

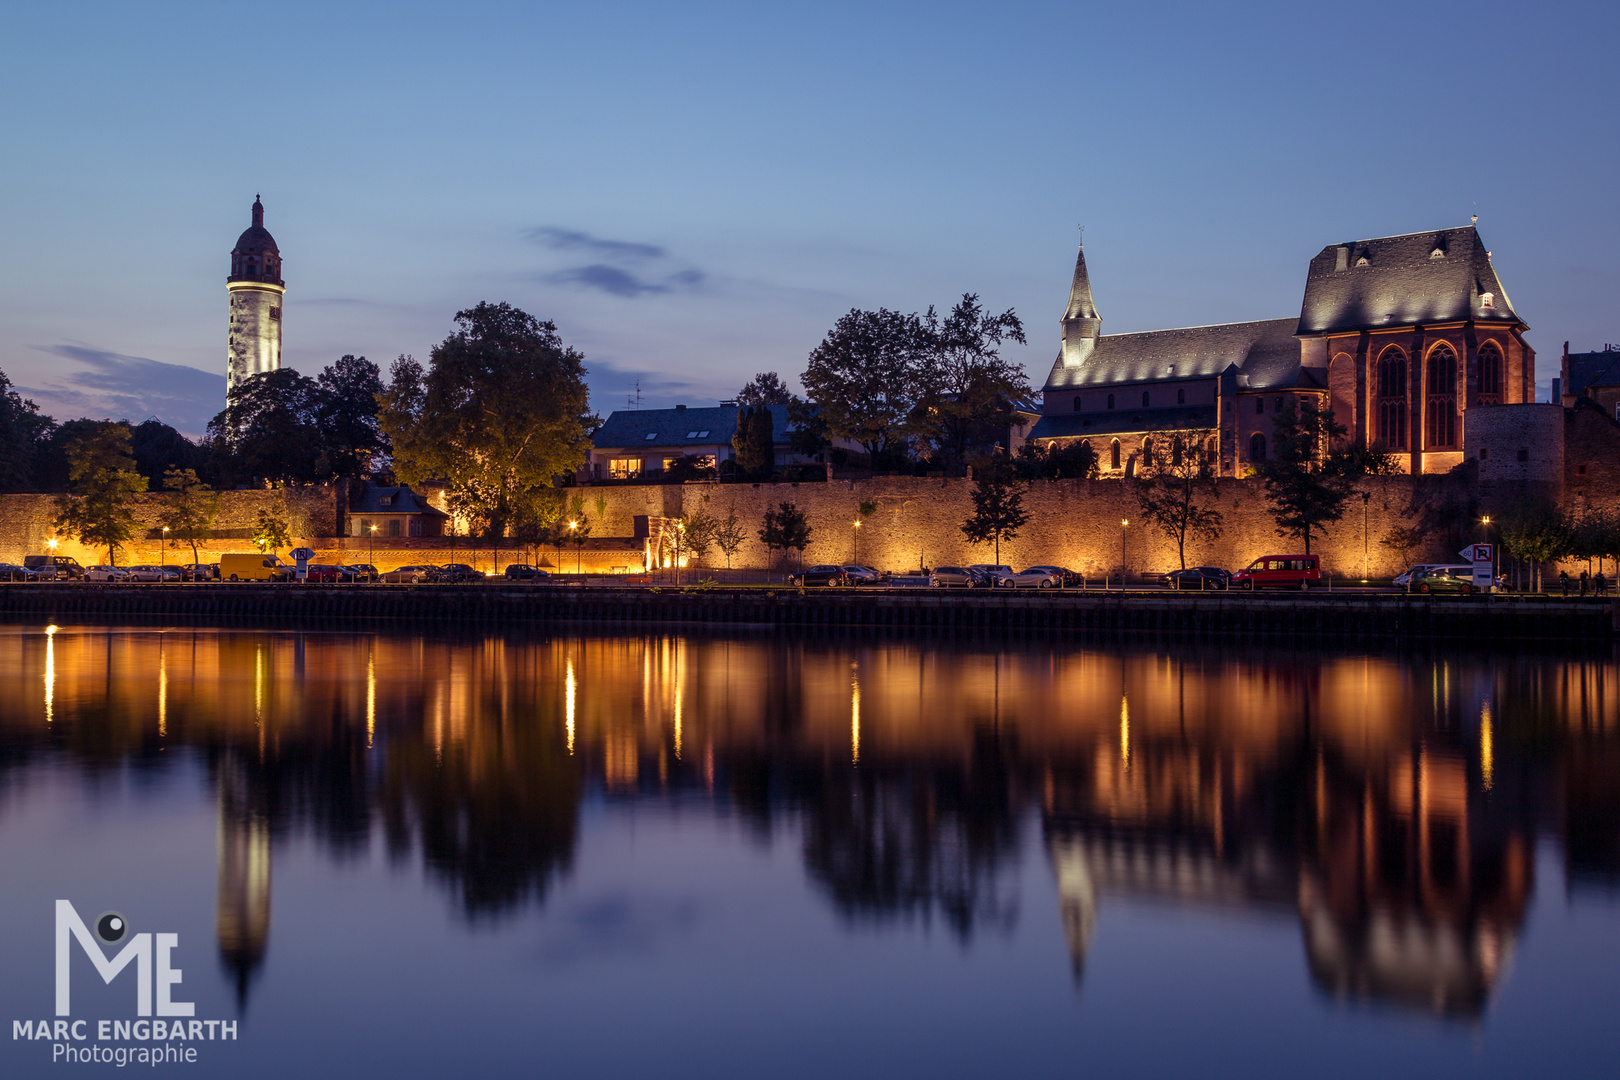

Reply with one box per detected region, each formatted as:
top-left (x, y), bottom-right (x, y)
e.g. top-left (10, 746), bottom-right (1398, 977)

top-left (686, 431), bottom-right (699, 438)
top-left (1430, 247), bottom-right (1445, 259)
top-left (645, 432), bottom-right (658, 440)
top-left (697, 430), bottom-right (710, 438)
top-left (1355, 255), bottom-right (1371, 267)
top-left (1481, 292), bottom-right (1495, 311)
top-left (379, 495), bottom-right (393, 506)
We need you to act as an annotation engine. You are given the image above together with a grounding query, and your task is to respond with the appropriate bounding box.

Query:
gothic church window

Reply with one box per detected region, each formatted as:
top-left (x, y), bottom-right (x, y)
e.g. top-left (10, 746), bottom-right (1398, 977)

top-left (1376, 348), bottom-right (1407, 451)
top-left (1478, 341), bottom-right (1504, 405)
top-left (1249, 432), bottom-right (1266, 462)
top-left (1110, 440), bottom-right (1121, 470)
top-left (1425, 345), bottom-right (1458, 449)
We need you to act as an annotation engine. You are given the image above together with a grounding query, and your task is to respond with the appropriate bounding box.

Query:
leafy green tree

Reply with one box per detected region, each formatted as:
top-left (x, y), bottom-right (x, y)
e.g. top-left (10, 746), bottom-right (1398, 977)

top-left (0, 367), bottom-right (55, 493)
top-left (1257, 399), bottom-right (1354, 554)
top-left (917, 294), bottom-right (1028, 469)
top-left (317, 354), bottom-right (389, 479)
top-left (252, 508), bottom-right (292, 555)
top-left (53, 422), bottom-right (148, 565)
top-left (511, 490), bottom-right (563, 566)
top-left (801, 307), bottom-right (929, 468)
top-left (731, 405), bottom-right (775, 480)
top-left (759, 501), bottom-right (812, 579)
top-left (378, 303), bottom-right (592, 543)
top-left (785, 398), bottom-right (832, 463)
top-left (680, 509), bottom-right (718, 567)
top-left (1500, 505), bottom-right (1572, 592)
top-left (209, 368), bottom-right (324, 485)
top-left (159, 467), bottom-right (219, 564)
top-left (736, 372), bottom-right (792, 407)
top-left (715, 508), bottom-right (746, 569)
top-left (1015, 439), bottom-right (1099, 480)
top-left (1132, 431), bottom-right (1223, 569)
top-left (1379, 524), bottom-right (1426, 573)
top-left (961, 458), bottom-right (1029, 564)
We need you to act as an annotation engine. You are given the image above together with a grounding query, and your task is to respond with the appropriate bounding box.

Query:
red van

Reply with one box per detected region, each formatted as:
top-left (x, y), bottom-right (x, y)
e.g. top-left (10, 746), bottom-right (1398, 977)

top-left (1231, 554), bottom-right (1321, 591)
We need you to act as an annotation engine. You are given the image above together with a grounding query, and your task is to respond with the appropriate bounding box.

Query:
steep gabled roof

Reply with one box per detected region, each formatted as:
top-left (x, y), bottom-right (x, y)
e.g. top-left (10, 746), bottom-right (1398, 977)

top-left (349, 483), bottom-right (447, 517)
top-left (592, 403), bottom-right (802, 450)
top-left (1297, 225), bottom-right (1522, 335)
top-left (1044, 318), bottom-right (1301, 392)
top-left (1566, 348), bottom-right (1620, 394)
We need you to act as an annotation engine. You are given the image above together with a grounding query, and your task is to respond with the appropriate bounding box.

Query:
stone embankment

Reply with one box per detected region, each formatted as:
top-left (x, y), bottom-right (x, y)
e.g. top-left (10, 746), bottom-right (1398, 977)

top-left (0, 585), bottom-right (1615, 640)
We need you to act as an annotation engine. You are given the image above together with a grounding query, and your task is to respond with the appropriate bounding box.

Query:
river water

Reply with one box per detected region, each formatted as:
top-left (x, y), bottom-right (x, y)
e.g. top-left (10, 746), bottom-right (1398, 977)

top-left (0, 624), bottom-right (1616, 1078)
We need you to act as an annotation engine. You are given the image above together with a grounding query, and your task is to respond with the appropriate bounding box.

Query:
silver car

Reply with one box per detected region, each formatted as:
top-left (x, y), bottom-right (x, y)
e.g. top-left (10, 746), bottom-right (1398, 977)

top-left (84, 565), bottom-right (130, 582)
top-left (841, 565), bottom-right (883, 586)
top-left (124, 565), bottom-right (180, 583)
top-left (1005, 567), bottom-right (1063, 588)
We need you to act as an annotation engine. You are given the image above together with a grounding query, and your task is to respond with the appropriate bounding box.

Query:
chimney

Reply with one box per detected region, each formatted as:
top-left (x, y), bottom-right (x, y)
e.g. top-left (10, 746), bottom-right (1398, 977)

top-left (1334, 246), bottom-right (1349, 271)
top-left (675, 404), bottom-right (686, 410)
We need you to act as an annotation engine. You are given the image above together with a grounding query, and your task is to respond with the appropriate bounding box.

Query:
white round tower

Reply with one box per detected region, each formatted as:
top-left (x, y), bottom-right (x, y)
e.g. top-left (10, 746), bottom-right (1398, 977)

top-left (226, 196), bottom-right (284, 400)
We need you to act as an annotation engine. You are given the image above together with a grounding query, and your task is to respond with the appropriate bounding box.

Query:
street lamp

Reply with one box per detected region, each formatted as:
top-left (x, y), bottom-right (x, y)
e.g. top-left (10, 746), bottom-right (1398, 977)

top-left (1120, 519), bottom-right (1129, 590)
top-left (569, 520), bottom-right (579, 575)
top-left (1480, 516), bottom-right (1497, 589)
top-left (370, 524), bottom-right (377, 575)
top-left (852, 519), bottom-right (861, 564)
top-left (1361, 491), bottom-right (1371, 581)
top-left (161, 526), bottom-right (169, 582)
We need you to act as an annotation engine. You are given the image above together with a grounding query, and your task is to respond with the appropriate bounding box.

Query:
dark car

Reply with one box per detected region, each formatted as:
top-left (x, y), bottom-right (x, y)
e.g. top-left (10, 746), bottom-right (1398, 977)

top-left (24, 555), bottom-right (85, 580)
top-left (178, 563), bottom-right (220, 582)
top-left (505, 564), bottom-right (552, 581)
top-left (1164, 566), bottom-right (1232, 590)
top-left (429, 563), bottom-right (486, 583)
top-left (0, 564), bottom-right (41, 582)
top-left (790, 564), bottom-right (849, 587)
top-left (1026, 564), bottom-right (1082, 587)
top-left (1411, 566), bottom-right (1478, 594)
top-left (303, 564), bottom-right (343, 583)
top-left (341, 564), bottom-right (379, 583)
top-left (929, 565), bottom-right (989, 588)
top-left (841, 565), bottom-right (883, 586)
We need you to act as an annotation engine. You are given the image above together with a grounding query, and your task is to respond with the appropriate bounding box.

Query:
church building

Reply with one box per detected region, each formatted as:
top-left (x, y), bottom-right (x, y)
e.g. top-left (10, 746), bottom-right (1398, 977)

top-left (226, 196), bottom-right (284, 401)
top-left (1029, 223), bottom-right (1534, 476)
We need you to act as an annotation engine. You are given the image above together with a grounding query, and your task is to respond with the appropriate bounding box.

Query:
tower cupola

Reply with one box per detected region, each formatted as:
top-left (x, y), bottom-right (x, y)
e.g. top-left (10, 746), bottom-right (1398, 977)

top-left (229, 196), bottom-right (283, 285)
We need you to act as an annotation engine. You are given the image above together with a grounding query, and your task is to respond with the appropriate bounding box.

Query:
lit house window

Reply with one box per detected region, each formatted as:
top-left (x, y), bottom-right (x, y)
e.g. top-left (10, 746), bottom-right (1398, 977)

top-left (609, 457), bottom-right (640, 479)
top-left (1481, 292), bottom-right (1495, 311)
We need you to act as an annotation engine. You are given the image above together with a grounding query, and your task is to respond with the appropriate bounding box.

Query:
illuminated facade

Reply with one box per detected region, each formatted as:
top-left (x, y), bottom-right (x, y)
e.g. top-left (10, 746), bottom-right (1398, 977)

top-left (226, 196), bottom-right (284, 400)
top-left (1033, 224), bottom-right (1534, 477)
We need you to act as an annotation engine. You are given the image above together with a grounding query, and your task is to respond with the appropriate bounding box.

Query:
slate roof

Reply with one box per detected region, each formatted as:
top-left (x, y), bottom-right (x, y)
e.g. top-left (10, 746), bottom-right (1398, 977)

top-left (349, 483), bottom-right (447, 517)
top-left (1566, 349), bottom-right (1620, 394)
top-left (1028, 405), bottom-right (1218, 441)
top-left (1296, 225), bottom-right (1521, 335)
top-left (592, 403), bottom-right (798, 450)
top-left (1044, 318), bottom-right (1302, 392)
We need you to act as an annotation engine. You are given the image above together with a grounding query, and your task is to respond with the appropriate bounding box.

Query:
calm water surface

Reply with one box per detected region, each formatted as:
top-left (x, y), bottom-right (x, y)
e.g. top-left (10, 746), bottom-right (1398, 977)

top-left (1, 624), bottom-right (1617, 1078)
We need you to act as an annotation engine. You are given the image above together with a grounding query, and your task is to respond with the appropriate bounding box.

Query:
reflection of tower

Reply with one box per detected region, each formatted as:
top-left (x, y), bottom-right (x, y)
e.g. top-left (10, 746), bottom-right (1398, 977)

top-left (226, 196), bottom-right (285, 401)
top-left (216, 764), bottom-right (272, 1008)
top-left (1048, 839), bottom-right (1096, 976)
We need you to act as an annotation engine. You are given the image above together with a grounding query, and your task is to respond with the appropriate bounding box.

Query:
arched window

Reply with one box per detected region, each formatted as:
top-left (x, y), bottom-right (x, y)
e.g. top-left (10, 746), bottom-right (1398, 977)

top-left (1170, 438), bottom-right (1183, 467)
top-left (1425, 344), bottom-right (1458, 448)
top-left (1141, 436), bottom-right (1153, 467)
top-left (1177, 388), bottom-right (1185, 404)
top-left (1478, 341), bottom-right (1504, 405)
top-left (1376, 347), bottom-right (1407, 451)
top-left (1073, 396), bottom-right (1082, 412)
top-left (1110, 439), bottom-right (1121, 470)
top-left (1106, 393), bottom-right (1115, 410)
top-left (1142, 391), bottom-right (1150, 407)
top-left (1249, 432), bottom-right (1266, 463)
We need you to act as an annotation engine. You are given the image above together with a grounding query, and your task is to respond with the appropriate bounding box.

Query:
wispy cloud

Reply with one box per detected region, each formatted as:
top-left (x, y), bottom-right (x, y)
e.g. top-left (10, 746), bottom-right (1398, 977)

top-left (526, 225), bottom-right (707, 300)
top-left (20, 345), bottom-right (226, 438)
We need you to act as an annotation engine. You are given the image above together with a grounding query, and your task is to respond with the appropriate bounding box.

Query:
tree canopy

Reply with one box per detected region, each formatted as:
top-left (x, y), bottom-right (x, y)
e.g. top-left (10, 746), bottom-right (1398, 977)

top-left (917, 294), bottom-right (1029, 468)
top-left (208, 367), bottom-right (325, 485)
top-left (316, 354), bottom-right (389, 479)
top-left (800, 307), bottom-right (930, 468)
top-left (53, 422), bottom-right (148, 564)
top-left (1257, 399), bottom-right (1356, 554)
top-left (0, 367), bottom-right (55, 493)
top-left (961, 457), bottom-right (1029, 564)
top-left (736, 372), bottom-right (792, 407)
top-left (731, 405), bottom-right (775, 480)
top-left (1132, 431), bottom-right (1223, 569)
top-left (378, 302), bottom-right (592, 539)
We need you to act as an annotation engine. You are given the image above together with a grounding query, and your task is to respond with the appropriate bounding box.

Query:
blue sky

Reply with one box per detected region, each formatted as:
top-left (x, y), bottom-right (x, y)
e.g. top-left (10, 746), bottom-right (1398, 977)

top-left (1, 0), bottom-right (1615, 436)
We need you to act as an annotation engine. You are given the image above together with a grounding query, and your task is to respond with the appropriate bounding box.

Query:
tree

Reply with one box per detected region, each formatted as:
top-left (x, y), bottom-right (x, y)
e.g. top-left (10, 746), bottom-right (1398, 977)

top-left (252, 508), bottom-right (292, 555)
top-left (1379, 524), bottom-right (1425, 573)
top-left (0, 367), bottom-right (55, 493)
top-left (785, 398), bottom-right (832, 463)
top-left (208, 368), bottom-right (325, 485)
top-left (736, 372), bottom-right (792, 407)
top-left (1015, 439), bottom-right (1099, 480)
top-left (53, 422), bottom-right (148, 565)
top-left (129, 420), bottom-right (203, 490)
top-left (511, 490), bottom-right (563, 566)
top-left (759, 501), bottom-right (812, 580)
top-left (1257, 399), bottom-right (1355, 554)
top-left (917, 294), bottom-right (1029, 469)
top-left (801, 307), bottom-right (929, 468)
top-left (731, 405), bottom-right (775, 480)
top-left (378, 303), bottom-right (592, 544)
top-left (715, 508), bottom-right (746, 570)
top-left (960, 458), bottom-right (1029, 564)
top-left (1132, 431), bottom-right (1223, 569)
top-left (1499, 505), bottom-right (1572, 593)
top-left (159, 467), bottom-right (219, 565)
top-left (316, 354), bottom-right (389, 479)
top-left (681, 509), bottom-right (718, 567)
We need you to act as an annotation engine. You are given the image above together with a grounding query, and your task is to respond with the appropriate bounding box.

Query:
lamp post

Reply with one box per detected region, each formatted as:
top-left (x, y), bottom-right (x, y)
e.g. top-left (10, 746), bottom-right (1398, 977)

top-left (1481, 515), bottom-right (1497, 590)
top-left (852, 519), bottom-right (861, 565)
top-left (1361, 490), bottom-right (1370, 581)
top-left (161, 526), bottom-right (169, 582)
top-left (370, 524), bottom-right (377, 576)
top-left (1120, 519), bottom-right (1129, 590)
top-left (569, 520), bottom-right (579, 575)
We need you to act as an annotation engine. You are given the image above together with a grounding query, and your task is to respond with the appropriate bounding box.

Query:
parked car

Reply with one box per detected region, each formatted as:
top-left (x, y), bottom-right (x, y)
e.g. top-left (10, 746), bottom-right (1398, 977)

top-left (220, 553), bottom-right (293, 581)
top-left (24, 555), bottom-right (85, 580)
top-left (0, 563), bottom-right (41, 582)
top-left (1394, 563), bottom-right (1452, 588)
top-left (429, 563), bottom-right (485, 583)
top-left (841, 565), bottom-right (884, 585)
top-left (178, 563), bottom-right (220, 582)
top-left (969, 564), bottom-right (1016, 586)
top-left (84, 565), bottom-right (130, 582)
top-left (303, 564), bottom-right (343, 583)
top-left (1231, 554), bottom-right (1321, 591)
top-left (381, 565), bottom-right (434, 584)
top-left (341, 564), bottom-right (379, 583)
top-left (790, 564), bottom-right (850, 587)
top-left (1410, 566), bottom-right (1479, 594)
top-left (124, 565), bottom-right (180, 583)
top-left (505, 564), bottom-right (552, 581)
top-left (1399, 563), bottom-right (1471, 591)
top-left (930, 566), bottom-right (990, 588)
top-left (1005, 567), bottom-right (1063, 588)
top-left (1164, 566), bottom-right (1232, 590)
top-left (1025, 565), bottom-right (1082, 587)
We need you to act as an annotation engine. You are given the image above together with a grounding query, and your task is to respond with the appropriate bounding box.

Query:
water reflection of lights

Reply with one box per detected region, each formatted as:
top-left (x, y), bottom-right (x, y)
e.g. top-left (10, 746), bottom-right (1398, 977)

top-left (158, 639), bottom-right (167, 738)
top-left (1481, 702), bottom-right (1494, 791)
top-left (851, 666), bottom-right (861, 766)
top-left (1119, 694), bottom-right (1129, 770)
top-left (366, 646), bottom-right (376, 749)
top-left (565, 658), bottom-right (576, 754)
top-left (43, 625), bottom-right (57, 724)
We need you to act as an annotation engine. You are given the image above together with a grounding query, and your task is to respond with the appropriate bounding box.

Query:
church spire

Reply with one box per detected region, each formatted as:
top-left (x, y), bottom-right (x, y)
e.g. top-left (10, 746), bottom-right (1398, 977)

top-left (251, 195), bottom-right (264, 228)
top-left (1060, 233), bottom-right (1101, 365)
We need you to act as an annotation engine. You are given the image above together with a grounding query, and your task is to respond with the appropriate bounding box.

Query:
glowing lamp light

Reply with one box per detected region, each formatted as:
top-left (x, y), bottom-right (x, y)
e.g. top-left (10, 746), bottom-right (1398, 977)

top-left (46, 538), bottom-right (57, 551)
top-left (568, 521), bottom-right (578, 530)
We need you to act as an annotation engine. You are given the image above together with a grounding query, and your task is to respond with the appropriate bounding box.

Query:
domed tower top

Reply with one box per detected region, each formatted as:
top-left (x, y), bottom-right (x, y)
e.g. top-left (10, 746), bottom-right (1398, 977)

top-left (228, 196), bottom-right (283, 286)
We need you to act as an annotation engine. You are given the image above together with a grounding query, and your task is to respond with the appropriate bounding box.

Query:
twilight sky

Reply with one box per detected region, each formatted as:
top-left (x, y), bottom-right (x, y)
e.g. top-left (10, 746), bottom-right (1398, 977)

top-left (1, 1), bottom-right (1615, 437)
